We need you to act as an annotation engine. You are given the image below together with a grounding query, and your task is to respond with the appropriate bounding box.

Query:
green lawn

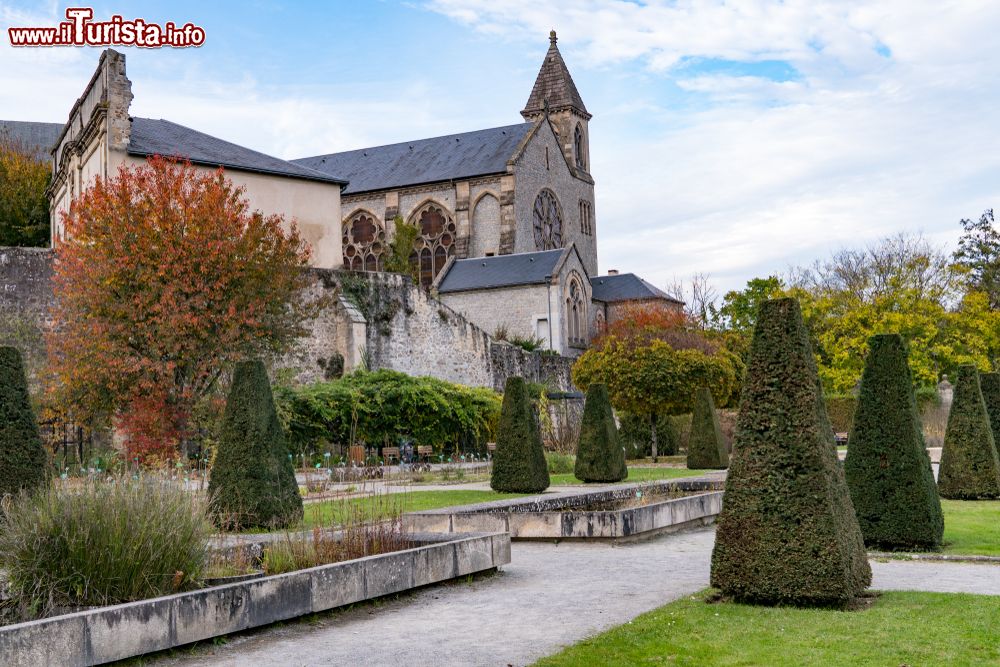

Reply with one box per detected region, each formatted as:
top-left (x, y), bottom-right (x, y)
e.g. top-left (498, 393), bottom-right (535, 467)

top-left (549, 467), bottom-right (710, 486)
top-left (534, 590), bottom-right (1000, 666)
top-left (942, 499), bottom-right (1000, 556)
top-left (298, 489), bottom-right (527, 529)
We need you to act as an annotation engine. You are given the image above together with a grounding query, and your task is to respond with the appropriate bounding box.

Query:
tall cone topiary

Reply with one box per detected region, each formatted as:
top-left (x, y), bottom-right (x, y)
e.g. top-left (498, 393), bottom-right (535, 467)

top-left (710, 298), bottom-right (871, 606)
top-left (937, 365), bottom-right (1000, 499)
top-left (0, 346), bottom-right (47, 496)
top-left (843, 334), bottom-right (943, 550)
top-left (491, 376), bottom-right (550, 493)
top-left (208, 360), bottom-right (303, 529)
top-left (574, 383), bottom-right (627, 482)
top-left (686, 387), bottom-right (729, 470)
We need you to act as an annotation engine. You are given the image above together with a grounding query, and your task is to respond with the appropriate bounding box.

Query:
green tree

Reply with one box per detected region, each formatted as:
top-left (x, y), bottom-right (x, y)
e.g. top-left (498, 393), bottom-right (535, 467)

top-left (937, 365), bottom-right (1000, 499)
top-left (383, 216), bottom-right (420, 282)
top-left (712, 276), bottom-right (784, 335)
top-left (208, 360), bottom-right (303, 529)
top-left (954, 209), bottom-right (1000, 309)
top-left (843, 334), bottom-right (943, 550)
top-left (711, 298), bottom-right (870, 606)
top-left (686, 387), bottom-right (728, 470)
top-left (490, 376), bottom-right (549, 493)
top-left (0, 346), bottom-right (48, 495)
top-left (574, 383), bottom-right (626, 482)
top-left (0, 132), bottom-right (50, 247)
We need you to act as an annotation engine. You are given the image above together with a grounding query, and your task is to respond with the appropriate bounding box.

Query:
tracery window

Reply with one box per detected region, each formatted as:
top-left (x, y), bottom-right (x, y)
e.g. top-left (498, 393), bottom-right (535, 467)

top-left (566, 276), bottom-right (586, 347)
top-left (574, 124), bottom-right (586, 170)
top-left (579, 200), bottom-right (593, 236)
top-left (533, 189), bottom-right (563, 250)
top-left (342, 211), bottom-right (386, 272)
top-left (408, 204), bottom-right (456, 287)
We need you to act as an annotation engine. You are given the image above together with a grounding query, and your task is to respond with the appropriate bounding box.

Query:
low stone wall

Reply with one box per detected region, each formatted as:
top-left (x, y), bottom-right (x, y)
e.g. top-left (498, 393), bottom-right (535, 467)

top-left (0, 531), bottom-right (509, 667)
top-left (407, 479), bottom-right (724, 541)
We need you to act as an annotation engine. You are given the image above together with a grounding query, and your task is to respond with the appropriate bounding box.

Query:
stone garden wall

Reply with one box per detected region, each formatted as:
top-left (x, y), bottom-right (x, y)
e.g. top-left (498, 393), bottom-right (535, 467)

top-left (0, 250), bottom-right (575, 396)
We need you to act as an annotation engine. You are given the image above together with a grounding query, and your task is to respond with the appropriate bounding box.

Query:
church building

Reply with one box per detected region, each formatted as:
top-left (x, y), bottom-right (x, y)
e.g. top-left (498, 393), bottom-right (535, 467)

top-left (3, 31), bottom-right (682, 373)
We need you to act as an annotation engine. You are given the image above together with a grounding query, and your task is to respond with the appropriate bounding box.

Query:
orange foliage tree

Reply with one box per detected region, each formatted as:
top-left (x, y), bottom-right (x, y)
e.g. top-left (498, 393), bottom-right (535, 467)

top-left (575, 302), bottom-right (740, 460)
top-left (48, 157), bottom-right (316, 462)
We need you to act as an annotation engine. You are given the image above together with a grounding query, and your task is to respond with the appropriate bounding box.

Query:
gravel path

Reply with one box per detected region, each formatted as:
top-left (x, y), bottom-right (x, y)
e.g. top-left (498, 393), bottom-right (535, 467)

top-left (155, 525), bottom-right (997, 667)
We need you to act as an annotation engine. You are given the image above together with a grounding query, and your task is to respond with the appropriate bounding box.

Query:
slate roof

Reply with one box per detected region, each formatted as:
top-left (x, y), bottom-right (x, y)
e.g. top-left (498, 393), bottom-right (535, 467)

top-left (292, 123), bottom-right (534, 195)
top-left (128, 118), bottom-right (345, 185)
top-left (590, 273), bottom-right (682, 304)
top-left (522, 32), bottom-right (589, 117)
top-left (437, 249), bottom-right (566, 293)
top-left (0, 120), bottom-right (63, 161)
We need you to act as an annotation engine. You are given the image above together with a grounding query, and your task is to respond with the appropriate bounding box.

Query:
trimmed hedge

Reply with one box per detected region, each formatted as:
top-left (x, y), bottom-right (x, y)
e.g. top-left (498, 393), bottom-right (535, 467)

top-left (619, 412), bottom-right (679, 458)
top-left (574, 383), bottom-right (627, 482)
top-left (491, 376), bottom-right (550, 493)
top-left (937, 365), bottom-right (1000, 500)
top-left (843, 334), bottom-right (943, 550)
top-left (208, 360), bottom-right (303, 530)
top-left (710, 298), bottom-right (870, 606)
top-left (0, 346), bottom-right (47, 496)
top-left (686, 387), bottom-right (728, 469)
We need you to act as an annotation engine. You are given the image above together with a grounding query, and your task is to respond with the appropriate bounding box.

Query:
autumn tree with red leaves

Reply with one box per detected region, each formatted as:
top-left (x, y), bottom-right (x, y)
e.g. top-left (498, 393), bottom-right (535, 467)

top-left (48, 157), bottom-right (316, 462)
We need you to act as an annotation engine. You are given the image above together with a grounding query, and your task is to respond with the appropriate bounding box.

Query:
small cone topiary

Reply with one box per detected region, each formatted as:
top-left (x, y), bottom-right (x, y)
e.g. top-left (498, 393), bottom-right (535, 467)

top-left (710, 298), bottom-right (871, 606)
top-left (208, 360), bottom-right (303, 529)
top-left (686, 387), bottom-right (729, 470)
top-left (843, 334), bottom-right (943, 550)
top-left (937, 365), bottom-right (1000, 500)
top-left (491, 376), bottom-right (550, 493)
top-left (0, 346), bottom-right (47, 496)
top-left (574, 383), bottom-right (627, 482)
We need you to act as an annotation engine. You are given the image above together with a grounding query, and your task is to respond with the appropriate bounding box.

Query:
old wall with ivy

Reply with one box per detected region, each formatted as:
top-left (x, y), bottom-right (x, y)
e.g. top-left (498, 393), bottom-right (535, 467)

top-left (0, 251), bottom-right (574, 396)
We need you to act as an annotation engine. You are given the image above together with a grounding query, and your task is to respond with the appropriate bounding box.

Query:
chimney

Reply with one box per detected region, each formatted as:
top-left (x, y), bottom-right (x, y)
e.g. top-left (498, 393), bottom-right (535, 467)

top-left (607, 269), bottom-right (619, 276)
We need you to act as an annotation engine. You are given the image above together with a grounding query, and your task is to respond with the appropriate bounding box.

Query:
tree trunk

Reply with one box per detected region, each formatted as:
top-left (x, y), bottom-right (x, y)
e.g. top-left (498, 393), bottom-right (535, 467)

top-left (650, 413), bottom-right (658, 463)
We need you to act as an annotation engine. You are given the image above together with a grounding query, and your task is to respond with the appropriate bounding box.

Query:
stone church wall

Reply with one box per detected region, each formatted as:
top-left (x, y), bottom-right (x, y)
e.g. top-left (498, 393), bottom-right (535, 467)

top-left (0, 247), bottom-right (54, 392)
top-left (513, 121), bottom-right (598, 276)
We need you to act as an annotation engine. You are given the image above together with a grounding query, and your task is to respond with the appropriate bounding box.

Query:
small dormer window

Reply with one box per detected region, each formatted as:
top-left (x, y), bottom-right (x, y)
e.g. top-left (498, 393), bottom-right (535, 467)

top-left (574, 124), bottom-right (585, 170)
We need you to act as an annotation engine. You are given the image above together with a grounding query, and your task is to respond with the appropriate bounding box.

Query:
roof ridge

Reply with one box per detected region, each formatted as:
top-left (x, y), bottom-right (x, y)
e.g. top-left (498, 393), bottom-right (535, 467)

top-left (293, 122), bottom-right (534, 163)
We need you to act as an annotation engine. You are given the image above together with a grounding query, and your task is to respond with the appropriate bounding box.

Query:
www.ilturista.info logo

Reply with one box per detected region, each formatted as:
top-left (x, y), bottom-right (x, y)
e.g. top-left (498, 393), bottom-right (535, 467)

top-left (7, 7), bottom-right (205, 48)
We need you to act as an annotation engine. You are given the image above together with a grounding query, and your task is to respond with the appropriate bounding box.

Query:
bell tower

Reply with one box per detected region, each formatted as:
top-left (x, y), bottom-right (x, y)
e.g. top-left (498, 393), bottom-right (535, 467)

top-left (521, 31), bottom-right (592, 178)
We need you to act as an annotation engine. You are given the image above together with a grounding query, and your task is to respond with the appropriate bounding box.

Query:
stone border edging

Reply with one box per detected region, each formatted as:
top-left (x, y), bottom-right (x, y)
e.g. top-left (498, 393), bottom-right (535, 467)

top-left (0, 531), bottom-right (509, 667)
top-left (407, 478), bottom-right (725, 540)
top-left (868, 551), bottom-right (1000, 564)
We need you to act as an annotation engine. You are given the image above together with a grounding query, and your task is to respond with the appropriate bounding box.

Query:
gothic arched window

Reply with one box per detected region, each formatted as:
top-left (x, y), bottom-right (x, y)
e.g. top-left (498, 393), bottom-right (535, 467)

top-left (574, 124), bottom-right (586, 170)
top-left (533, 189), bottom-right (563, 251)
top-left (566, 276), bottom-right (586, 346)
top-left (408, 203), bottom-right (456, 287)
top-left (342, 211), bottom-right (386, 272)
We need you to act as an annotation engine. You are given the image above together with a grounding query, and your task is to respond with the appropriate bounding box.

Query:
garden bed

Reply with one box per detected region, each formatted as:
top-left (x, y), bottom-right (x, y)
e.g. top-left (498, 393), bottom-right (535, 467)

top-left (0, 531), bottom-right (509, 667)
top-left (406, 479), bottom-right (724, 541)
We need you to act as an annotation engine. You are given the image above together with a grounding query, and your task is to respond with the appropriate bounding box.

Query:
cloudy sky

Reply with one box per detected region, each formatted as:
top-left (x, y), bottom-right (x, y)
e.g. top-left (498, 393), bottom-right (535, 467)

top-left (2, 1), bottom-right (998, 295)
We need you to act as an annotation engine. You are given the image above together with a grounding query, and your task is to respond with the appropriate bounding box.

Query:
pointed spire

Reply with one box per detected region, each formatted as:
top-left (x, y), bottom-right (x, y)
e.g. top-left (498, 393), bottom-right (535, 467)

top-left (521, 31), bottom-right (590, 120)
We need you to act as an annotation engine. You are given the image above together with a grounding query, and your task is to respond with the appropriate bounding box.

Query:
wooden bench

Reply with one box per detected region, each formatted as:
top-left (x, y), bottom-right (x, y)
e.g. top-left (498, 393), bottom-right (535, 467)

top-left (382, 446), bottom-right (400, 463)
top-left (416, 445), bottom-right (433, 462)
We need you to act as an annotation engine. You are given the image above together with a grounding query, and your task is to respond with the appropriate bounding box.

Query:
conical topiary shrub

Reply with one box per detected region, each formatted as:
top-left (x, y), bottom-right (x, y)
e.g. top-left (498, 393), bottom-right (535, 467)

top-left (937, 365), bottom-right (1000, 500)
top-left (686, 387), bottom-right (729, 470)
top-left (0, 346), bottom-right (47, 496)
top-left (491, 376), bottom-right (549, 493)
top-left (574, 383), bottom-right (627, 482)
top-left (843, 334), bottom-right (943, 550)
top-left (208, 360), bottom-right (303, 529)
top-left (710, 298), bottom-right (871, 606)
